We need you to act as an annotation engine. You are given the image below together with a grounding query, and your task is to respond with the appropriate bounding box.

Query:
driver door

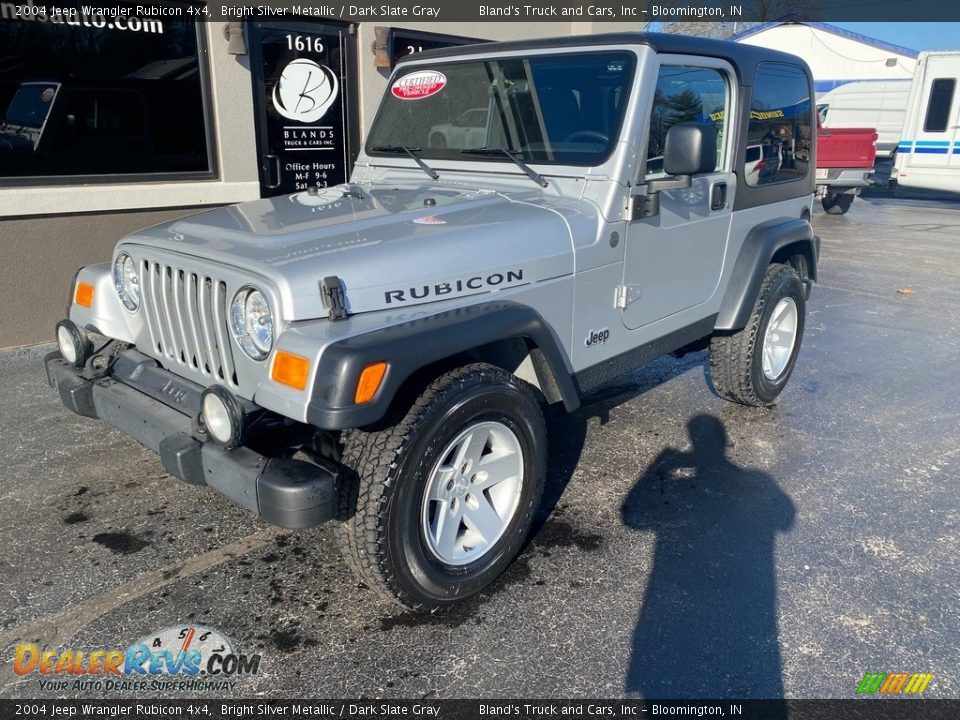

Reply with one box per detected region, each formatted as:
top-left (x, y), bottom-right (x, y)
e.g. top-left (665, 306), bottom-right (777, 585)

top-left (621, 59), bottom-right (736, 331)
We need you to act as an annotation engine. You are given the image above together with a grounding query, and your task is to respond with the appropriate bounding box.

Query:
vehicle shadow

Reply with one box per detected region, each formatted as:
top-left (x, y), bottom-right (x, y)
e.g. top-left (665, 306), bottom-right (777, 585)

top-left (620, 414), bottom-right (795, 702)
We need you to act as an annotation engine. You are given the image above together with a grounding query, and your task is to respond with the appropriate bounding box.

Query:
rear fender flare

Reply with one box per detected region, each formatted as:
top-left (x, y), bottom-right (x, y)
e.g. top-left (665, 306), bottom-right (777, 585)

top-left (715, 217), bottom-right (819, 331)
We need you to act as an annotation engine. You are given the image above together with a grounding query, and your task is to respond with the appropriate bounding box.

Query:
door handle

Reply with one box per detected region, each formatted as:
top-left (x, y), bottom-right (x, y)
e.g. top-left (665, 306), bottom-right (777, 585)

top-left (710, 182), bottom-right (727, 211)
top-left (263, 154), bottom-right (281, 189)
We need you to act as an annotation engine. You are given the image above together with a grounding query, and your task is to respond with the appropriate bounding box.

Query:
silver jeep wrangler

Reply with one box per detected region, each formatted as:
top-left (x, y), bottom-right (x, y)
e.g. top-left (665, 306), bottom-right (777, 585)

top-left (47, 33), bottom-right (819, 612)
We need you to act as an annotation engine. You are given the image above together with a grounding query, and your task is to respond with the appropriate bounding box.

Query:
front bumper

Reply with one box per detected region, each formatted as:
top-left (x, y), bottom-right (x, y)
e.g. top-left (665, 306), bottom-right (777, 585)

top-left (45, 348), bottom-right (336, 530)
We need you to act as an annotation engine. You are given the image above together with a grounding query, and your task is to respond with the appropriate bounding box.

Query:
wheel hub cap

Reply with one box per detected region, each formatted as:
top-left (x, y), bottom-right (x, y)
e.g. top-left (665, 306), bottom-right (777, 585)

top-left (762, 297), bottom-right (799, 381)
top-left (421, 421), bottom-right (524, 566)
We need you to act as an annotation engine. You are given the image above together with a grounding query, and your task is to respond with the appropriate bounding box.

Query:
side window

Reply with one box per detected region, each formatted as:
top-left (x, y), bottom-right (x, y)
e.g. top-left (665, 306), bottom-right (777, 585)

top-left (747, 63), bottom-right (812, 187)
top-left (923, 79), bottom-right (956, 133)
top-left (645, 65), bottom-right (728, 179)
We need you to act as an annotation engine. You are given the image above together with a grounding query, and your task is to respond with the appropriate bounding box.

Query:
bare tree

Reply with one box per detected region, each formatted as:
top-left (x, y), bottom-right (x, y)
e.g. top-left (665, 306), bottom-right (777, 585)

top-left (750, 0), bottom-right (825, 20)
top-left (655, 22), bottom-right (739, 39)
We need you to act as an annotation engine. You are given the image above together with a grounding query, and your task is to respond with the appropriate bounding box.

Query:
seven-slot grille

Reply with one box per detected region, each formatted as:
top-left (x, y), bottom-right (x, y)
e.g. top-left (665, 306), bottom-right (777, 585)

top-left (139, 258), bottom-right (238, 388)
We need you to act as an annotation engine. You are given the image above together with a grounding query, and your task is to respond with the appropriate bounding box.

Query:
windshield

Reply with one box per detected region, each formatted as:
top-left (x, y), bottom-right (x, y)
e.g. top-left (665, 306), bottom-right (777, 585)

top-left (2, 83), bottom-right (58, 129)
top-left (366, 51), bottom-right (635, 166)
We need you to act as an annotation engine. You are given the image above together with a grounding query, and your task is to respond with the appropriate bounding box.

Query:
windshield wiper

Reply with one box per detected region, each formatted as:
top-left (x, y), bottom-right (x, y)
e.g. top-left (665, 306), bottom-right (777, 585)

top-left (370, 145), bottom-right (439, 180)
top-left (460, 147), bottom-right (548, 188)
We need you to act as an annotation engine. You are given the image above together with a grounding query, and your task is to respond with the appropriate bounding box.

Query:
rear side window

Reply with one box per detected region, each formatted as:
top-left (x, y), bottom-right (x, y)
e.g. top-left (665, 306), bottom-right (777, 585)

top-left (746, 63), bottom-right (812, 187)
top-left (923, 79), bottom-right (956, 133)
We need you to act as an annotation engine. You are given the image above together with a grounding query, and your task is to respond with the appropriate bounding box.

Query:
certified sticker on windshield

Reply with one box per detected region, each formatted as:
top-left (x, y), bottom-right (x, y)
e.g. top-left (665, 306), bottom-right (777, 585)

top-left (391, 70), bottom-right (447, 100)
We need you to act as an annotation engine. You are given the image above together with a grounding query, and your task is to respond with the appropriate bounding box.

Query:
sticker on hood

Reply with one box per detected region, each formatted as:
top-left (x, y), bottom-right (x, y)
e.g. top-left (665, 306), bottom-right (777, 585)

top-left (413, 215), bottom-right (446, 225)
top-left (391, 70), bottom-right (447, 100)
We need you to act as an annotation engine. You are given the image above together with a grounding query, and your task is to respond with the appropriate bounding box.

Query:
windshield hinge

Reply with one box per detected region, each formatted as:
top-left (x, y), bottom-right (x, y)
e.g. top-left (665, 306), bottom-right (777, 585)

top-left (320, 276), bottom-right (348, 321)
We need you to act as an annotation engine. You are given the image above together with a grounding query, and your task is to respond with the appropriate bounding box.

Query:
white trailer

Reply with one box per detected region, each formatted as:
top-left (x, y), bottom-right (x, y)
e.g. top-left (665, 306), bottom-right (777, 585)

top-left (818, 80), bottom-right (911, 158)
top-left (893, 52), bottom-right (960, 194)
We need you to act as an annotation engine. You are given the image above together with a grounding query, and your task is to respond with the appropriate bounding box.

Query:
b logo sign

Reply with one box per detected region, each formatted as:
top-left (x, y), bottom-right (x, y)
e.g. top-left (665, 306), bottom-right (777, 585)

top-left (272, 59), bottom-right (339, 123)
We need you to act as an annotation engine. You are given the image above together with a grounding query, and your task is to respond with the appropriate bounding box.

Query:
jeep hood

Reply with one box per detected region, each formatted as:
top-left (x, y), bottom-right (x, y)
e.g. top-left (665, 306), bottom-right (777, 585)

top-left (120, 183), bottom-right (577, 320)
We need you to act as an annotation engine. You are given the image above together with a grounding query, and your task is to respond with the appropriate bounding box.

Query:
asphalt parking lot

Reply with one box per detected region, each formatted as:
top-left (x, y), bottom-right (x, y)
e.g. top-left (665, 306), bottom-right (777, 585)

top-left (1, 195), bottom-right (959, 700)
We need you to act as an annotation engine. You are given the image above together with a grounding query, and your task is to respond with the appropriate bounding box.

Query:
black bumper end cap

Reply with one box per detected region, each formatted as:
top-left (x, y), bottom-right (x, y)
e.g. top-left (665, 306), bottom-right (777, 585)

top-left (44, 351), bottom-right (61, 389)
top-left (160, 433), bottom-right (206, 486)
top-left (46, 353), bottom-right (98, 419)
top-left (258, 458), bottom-right (336, 530)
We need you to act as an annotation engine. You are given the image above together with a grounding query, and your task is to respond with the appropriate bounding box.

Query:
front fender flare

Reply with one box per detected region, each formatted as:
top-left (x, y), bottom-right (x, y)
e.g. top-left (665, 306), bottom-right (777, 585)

top-left (305, 301), bottom-right (578, 430)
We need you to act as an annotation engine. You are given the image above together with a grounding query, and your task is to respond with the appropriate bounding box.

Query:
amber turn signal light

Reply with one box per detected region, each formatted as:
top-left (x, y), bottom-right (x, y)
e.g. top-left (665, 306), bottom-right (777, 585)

top-left (271, 350), bottom-right (310, 391)
top-left (74, 281), bottom-right (95, 308)
top-left (355, 362), bottom-right (388, 405)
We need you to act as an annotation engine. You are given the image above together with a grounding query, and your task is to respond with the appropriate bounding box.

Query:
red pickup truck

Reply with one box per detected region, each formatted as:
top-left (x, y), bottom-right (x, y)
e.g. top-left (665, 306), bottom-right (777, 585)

top-left (816, 116), bottom-right (878, 214)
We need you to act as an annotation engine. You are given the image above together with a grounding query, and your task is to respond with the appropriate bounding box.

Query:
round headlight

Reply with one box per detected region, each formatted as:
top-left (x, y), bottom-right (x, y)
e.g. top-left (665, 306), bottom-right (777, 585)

top-left (112, 252), bottom-right (140, 312)
top-left (230, 287), bottom-right (273, 361)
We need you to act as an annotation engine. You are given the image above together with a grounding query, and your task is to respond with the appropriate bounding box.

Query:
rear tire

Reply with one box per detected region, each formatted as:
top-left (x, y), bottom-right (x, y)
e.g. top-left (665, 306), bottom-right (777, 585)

top-left (821, 192), bottom-right (854, 215)
top-left (335, 364), bottom-right (546, 612)
top-left (709, 263), bottom-right (806, 407)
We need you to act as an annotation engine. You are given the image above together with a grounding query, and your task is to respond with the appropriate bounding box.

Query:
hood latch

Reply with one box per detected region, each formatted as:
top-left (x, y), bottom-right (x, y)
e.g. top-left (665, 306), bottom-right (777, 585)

top-left (320, 276), bottom-right (349, 321)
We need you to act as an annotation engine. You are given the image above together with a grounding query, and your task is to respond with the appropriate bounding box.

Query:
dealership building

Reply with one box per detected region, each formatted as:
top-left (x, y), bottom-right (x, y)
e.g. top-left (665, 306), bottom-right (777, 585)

top-left (730, 21), bottom-right (918, 95)
top-left (0, 13), bottom-right (641, 348)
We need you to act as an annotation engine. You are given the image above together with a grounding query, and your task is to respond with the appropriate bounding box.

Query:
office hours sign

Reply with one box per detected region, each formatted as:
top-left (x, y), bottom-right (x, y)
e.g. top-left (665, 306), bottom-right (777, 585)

top-left (250, 23), bottom-right (356, 196)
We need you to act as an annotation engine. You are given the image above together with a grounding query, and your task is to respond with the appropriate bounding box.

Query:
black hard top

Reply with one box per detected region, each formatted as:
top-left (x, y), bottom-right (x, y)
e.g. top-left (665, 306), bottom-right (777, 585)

top-left (398, 32), bottom-right (809, 84)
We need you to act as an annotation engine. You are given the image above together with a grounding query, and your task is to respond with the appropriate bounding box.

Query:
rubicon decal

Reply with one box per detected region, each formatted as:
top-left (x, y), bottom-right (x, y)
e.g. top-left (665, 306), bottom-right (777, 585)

top-left (391, 70), bottom-right (447, 100)
top-left (384, 269), bottom-right (524, 304)
top-left (12, 625), bottom-right (261, 693)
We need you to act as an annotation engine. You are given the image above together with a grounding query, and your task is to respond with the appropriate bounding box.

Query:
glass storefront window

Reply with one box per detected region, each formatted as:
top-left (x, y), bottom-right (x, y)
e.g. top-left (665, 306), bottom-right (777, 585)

top-left (0, 4), bottom-right (212, 181)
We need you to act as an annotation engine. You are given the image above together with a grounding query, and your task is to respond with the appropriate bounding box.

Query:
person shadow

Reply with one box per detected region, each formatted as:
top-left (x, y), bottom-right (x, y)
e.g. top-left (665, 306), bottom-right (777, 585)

top-left (621, 414), bottom-right (795, 701)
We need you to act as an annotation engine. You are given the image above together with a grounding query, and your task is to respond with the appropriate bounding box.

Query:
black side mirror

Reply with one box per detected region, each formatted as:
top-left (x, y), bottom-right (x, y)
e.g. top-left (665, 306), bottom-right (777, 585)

top-left (64, 114), bottom-right (76, 131)
top-left (663, 122), bottom-right (717, 176)
top-left (630, 122), bottom-right (718, 220)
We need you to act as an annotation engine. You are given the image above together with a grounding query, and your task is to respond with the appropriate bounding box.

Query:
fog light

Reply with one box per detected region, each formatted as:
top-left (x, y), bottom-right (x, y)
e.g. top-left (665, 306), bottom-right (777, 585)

top-left (201, 386), bottom-right (244, 448)
top-left (56, 320), bottom-right (91, 369)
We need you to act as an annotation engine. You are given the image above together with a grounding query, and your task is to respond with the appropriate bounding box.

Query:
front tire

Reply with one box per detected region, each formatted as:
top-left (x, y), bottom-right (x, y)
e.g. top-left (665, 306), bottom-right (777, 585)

top-left (709, 263), bottom-right (806, 407)
top-left (335, 364), bottom-right (546, 612)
